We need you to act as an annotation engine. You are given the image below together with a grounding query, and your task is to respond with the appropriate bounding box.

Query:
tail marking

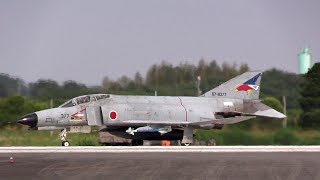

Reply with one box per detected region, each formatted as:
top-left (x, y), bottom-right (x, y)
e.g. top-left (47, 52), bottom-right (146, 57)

top-left (235, 73), bottom-right (261, 94)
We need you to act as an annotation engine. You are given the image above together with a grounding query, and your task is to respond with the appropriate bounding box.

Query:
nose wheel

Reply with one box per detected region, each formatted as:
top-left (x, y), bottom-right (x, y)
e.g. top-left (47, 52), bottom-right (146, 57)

top-left (59, 128), bottom-right (70, 146)
top-left (62, 141), bottom-right (70, 146)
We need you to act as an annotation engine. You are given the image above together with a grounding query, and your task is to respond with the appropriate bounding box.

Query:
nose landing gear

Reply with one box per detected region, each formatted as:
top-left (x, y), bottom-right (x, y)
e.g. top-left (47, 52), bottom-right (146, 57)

top-left (59, 128), bottom-right (70, 146)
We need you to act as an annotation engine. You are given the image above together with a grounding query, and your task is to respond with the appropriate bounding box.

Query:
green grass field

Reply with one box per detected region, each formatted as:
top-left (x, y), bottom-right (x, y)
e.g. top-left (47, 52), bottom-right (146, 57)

top-left (195, 127), bottom-right (320, 145)
top-left (1, 126), bottom-right (320, 146)
top-left (0, 126), bottom-right (99, 146)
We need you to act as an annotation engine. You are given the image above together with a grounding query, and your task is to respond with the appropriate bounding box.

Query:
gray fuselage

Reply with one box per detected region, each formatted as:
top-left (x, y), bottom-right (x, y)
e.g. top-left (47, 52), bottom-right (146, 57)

top-left (35, 94), bottom-right (243, 128)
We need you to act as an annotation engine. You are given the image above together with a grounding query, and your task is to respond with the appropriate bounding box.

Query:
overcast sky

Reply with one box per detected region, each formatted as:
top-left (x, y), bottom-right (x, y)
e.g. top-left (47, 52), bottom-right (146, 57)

top-left (0, 0), bottom-right (319, 85)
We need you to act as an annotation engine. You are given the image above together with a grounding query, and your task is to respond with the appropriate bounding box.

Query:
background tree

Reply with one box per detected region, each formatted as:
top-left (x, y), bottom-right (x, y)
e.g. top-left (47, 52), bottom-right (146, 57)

top-left (0, 96), bottom-right (48, 126)
top-left (134, 72), bottom-right (143, 88)
top-left (102, 76), bottom-right (112, 90)
top-left (0, 73), bottom-right (27, 97)
top-left (62, 80), bottom-right (89, 99)
top-left (263, 97), bottom-right (283, 113)
top-left (29, 79), bottom-right (62, 100)
top-left (261, 69), bottom-right (302, 109)
top-left (299, 63), bottom-right (320, 128)
top-left (118, 75), bottom-right (131, 89)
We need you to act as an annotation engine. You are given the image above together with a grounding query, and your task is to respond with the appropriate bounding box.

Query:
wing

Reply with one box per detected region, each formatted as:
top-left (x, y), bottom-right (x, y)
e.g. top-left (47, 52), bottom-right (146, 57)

top-left (122, 116), bottom-right (255, 127)
top-left (190, 116), bottom-right (256, 128)
top-left (122, 120), bottom-right (190, 126)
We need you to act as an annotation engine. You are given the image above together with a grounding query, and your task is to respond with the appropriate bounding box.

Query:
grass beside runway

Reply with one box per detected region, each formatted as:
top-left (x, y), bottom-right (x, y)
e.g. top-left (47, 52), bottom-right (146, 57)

top-left (195, 127), bottom-right (320, 145)
top-left (0, 126), bottom-right (99, 146)
top-left (1, 126), bottom-right (320, 146)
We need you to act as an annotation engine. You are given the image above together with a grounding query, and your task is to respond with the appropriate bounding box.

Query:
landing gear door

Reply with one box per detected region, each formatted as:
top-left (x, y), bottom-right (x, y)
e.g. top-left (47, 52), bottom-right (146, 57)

top-left (86, 106), bottom-right (103, 126)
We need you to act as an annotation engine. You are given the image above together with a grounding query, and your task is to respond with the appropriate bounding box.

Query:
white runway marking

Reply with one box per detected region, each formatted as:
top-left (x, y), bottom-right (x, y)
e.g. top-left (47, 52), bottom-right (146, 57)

top-left (0, 146), bottom-right (320, 153)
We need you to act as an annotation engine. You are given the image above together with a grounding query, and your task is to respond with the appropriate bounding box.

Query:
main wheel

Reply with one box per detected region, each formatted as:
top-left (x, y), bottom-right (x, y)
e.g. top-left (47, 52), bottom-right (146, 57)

top-left (62, 141), bottom-right (70, 146)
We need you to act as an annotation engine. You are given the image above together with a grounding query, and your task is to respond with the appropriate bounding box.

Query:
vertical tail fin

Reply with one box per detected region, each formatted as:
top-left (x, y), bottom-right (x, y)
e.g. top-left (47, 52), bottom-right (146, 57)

top-left (201, 71), bottom-right (262, 100)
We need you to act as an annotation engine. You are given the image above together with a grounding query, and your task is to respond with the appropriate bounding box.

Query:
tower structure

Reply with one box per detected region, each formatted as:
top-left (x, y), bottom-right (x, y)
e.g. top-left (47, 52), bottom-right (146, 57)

top-left (298, 48), bottom-right (311, 74)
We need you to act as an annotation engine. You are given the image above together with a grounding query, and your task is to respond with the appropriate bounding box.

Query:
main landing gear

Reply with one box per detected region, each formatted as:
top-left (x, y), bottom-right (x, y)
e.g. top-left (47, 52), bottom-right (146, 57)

top-left (181, 126), bottom-right (193, 146)
top-left (59, 128), bottom-right (70, 146)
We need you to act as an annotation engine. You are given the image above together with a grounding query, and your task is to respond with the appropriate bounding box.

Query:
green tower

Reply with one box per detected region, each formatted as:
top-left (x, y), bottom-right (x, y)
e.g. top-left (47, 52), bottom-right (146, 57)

top-left (298, 48), bottom-right (311, 74)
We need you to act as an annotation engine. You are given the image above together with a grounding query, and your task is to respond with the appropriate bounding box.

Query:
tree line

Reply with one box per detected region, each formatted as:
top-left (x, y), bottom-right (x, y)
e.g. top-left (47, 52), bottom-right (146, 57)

top-left (1, 60), bottom-right (318, 129)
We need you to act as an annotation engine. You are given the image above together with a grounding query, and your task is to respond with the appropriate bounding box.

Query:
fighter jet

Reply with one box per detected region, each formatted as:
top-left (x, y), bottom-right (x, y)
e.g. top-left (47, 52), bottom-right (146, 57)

top-left (17, 72), bottom-right (285, 146)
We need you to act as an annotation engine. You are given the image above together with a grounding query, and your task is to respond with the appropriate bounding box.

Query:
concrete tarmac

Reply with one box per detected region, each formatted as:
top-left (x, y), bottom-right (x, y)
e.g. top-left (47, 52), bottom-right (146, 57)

top-left (1, 151), bottom-right (320, 180)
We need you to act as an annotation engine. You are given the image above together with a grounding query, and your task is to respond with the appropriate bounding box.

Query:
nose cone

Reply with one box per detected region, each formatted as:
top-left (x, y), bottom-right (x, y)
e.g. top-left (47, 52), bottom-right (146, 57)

top-left (17, 113), bottom-right (38, 127)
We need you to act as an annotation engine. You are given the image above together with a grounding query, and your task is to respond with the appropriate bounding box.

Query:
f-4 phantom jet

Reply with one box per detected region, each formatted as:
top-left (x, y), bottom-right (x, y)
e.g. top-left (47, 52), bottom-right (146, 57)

top-left (17, 72), bottom-right (285, 146)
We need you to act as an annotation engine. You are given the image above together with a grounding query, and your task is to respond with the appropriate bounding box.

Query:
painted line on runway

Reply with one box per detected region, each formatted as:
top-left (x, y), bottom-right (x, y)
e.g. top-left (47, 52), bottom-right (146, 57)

top-left (1, 146), bottom-right (320, 153)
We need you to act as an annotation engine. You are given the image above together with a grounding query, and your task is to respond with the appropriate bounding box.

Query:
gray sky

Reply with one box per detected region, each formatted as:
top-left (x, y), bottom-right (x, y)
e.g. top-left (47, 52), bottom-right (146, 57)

top-left (0, 0), bottom-right (319, 85)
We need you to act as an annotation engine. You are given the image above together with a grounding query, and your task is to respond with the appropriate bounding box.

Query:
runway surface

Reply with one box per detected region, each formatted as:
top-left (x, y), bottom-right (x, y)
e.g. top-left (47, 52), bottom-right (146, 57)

top-left (0, 146), bottom-right (320, 180)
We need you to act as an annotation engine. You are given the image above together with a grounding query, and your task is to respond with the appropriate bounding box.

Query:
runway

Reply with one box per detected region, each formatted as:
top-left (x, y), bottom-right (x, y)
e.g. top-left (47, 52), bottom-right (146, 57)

top-left (1, 146), bottom-right (320, 180)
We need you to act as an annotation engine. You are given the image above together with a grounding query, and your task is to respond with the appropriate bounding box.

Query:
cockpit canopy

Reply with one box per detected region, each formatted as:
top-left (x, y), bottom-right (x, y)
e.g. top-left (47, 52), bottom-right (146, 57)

top-left (59, 94), bottom-right (110, 108)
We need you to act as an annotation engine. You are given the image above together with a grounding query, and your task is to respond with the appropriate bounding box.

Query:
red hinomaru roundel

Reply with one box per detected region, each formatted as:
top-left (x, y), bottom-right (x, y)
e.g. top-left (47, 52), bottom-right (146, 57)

top-left (109, 111), bottom-right (117, 120)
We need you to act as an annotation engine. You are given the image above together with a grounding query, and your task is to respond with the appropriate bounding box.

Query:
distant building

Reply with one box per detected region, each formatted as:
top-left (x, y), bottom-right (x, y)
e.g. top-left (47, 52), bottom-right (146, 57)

top-left (298, 48), bottom-right (312, 74)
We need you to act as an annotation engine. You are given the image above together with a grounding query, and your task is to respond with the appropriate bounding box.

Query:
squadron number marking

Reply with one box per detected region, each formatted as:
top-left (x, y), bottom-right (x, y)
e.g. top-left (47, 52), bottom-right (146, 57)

top-left (60, 114), bottom-right (69, 118)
